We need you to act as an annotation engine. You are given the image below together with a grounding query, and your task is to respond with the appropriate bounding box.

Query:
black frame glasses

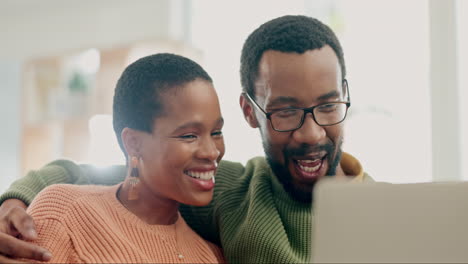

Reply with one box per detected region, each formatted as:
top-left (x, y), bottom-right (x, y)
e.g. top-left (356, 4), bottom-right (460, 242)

top-left (243, 79), bottom-right (351, 132)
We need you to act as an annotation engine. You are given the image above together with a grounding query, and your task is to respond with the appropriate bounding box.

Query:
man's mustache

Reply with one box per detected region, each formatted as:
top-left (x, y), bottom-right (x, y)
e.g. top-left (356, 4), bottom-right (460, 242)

top-left (285, 142), bottom-right (334, 157)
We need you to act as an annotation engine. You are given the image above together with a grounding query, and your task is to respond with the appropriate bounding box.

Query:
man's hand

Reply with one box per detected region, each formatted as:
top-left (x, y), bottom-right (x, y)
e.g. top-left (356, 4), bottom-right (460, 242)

top-left (0, 199), bottom-right (51, 263)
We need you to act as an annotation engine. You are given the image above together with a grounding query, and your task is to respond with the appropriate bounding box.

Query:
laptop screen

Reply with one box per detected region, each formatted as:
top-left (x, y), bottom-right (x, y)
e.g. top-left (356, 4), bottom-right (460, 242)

top-left (311, 179), bottom-right (468, 263)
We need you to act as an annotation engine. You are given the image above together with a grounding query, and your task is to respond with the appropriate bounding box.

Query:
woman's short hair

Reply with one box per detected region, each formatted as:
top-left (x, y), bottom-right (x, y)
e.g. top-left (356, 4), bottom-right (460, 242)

top-left (112, 53), bottom-right (212, 157)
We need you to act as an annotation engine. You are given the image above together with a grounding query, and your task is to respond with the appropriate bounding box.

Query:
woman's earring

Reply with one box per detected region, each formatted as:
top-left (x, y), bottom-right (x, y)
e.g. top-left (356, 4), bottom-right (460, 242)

top-left (127, 156), bottom-right (141, 201)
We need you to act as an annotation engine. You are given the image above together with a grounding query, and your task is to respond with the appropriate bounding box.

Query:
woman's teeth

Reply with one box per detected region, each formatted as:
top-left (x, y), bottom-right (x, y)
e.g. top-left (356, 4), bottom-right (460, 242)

top-left (186, 170), bottom-right (215, 180)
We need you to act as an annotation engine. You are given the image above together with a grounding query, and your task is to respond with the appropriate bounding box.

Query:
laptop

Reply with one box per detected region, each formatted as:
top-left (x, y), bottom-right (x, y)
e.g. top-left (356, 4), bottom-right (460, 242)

top-left (311, 179), bottom-right (468, 263)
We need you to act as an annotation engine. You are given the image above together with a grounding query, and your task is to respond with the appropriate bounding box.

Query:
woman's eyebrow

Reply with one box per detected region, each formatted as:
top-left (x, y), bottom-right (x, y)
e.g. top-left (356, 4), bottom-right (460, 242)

top-left (173, 121), bottom-right (203, 132)
top-left (173, 117), bottom-right (224, 133)
top-left (215, 117), bottom-right (224, 126)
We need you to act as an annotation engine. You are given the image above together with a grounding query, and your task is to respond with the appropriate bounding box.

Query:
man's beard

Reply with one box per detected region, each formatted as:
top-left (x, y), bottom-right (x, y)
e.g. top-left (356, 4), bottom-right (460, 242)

top-left (263, 138), bottom-right (343, 203)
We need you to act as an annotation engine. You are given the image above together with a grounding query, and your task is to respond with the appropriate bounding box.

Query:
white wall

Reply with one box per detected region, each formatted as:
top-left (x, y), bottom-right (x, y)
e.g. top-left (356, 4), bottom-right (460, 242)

top-left (459, 0), bottom-right (468, 180)
top-left (429, 0), bottom-right (461, 181)
top-left (0, 0), bottom-right (187, 60)
top-left (0, 60), bottom-right (22, 193)
top-left (339, 0), bottom-right (432, 183)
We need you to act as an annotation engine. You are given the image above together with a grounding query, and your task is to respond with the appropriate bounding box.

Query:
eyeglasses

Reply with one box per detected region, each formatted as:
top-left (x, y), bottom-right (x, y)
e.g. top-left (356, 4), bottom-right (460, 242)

top-left (243, 80), bottom-right (351, 132)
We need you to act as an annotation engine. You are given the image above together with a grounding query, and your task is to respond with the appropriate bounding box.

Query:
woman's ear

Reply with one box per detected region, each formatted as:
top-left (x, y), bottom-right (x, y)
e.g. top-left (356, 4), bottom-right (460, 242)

top-left (121, 128), bottom-right (142, 157)
top-left (239, 94), bottom-right (259, 128)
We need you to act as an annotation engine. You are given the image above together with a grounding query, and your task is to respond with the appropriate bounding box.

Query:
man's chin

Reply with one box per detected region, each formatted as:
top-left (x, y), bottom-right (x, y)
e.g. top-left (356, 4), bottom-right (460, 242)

top-left (289, 180), bottom-right (317, 203)
top-left (266, 153), bottom-right (342, 204)
top-left (266, 157), bottom-right (314, 203)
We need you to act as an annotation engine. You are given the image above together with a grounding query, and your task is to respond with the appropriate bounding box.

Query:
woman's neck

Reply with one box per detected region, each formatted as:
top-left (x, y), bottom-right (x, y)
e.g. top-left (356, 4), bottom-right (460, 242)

top-left (117, 183), bottom-right (179, 225)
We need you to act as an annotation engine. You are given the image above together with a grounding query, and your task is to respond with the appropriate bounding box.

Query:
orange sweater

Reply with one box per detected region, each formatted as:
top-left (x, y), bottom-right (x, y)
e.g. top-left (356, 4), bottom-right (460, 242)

top-left (27, 184), bottom-right (224, 263)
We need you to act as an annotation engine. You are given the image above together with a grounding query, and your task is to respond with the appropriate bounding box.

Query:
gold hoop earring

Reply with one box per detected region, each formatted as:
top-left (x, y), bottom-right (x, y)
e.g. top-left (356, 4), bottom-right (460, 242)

top-left (127, 156), bottom-right (141, 201)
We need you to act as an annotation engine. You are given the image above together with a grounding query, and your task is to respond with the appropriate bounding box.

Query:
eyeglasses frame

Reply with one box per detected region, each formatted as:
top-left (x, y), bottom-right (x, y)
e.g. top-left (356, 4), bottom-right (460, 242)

top-left (243, 79), bottom-right (351, 132)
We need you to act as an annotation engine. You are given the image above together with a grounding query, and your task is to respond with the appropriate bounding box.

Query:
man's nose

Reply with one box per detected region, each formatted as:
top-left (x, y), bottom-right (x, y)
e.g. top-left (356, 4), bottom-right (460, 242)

top-left (291, 113), bottom-right (326, 145)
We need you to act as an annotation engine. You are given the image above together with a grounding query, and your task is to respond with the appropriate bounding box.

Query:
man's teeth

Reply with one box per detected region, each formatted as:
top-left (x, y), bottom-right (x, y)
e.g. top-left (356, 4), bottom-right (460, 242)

top-left (186, 170), bottom-right (215, 180)
top-left (297, 159), bottom-right (322, 172)
top-left (298, 163), bottom-right (321, 172)
top-left (298, 159), bottom-right (321, 164)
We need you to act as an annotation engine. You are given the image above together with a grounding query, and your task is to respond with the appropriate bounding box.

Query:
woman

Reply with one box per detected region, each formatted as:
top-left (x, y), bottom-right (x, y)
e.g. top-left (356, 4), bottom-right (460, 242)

top-left (26, 53), bottom-right (225, 263)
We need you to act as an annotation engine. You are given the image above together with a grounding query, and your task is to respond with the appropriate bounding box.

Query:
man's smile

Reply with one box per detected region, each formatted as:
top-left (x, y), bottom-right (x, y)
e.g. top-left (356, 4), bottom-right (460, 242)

top-left (290, 153), bottom-right (328, 181)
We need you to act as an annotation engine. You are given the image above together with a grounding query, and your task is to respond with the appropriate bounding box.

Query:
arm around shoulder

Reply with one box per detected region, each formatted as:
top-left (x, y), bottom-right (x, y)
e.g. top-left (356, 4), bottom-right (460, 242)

top-left (0, 159), bottom-right (89, 206)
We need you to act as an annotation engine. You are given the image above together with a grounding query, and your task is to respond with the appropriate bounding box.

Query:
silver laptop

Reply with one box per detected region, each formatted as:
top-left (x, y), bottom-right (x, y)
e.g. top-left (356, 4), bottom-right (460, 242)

top-left (311, 179), bottom-right (468, 263)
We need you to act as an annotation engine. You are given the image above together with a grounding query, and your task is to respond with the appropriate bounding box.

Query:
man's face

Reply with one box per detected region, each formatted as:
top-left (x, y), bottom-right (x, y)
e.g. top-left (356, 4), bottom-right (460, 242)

top-left (248, 45), bottom-right (347, 202)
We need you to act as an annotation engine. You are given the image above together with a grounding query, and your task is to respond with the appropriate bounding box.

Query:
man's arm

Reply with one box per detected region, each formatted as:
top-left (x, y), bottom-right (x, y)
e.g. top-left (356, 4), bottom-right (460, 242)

top-left (0, 159), bottom-right (126, 262)
top-left (179, 159), bottom-right (247, 246)
top-left (180, 202), bottom-right (220, 245)
top-left (0, 159), bottom-right (126, 206)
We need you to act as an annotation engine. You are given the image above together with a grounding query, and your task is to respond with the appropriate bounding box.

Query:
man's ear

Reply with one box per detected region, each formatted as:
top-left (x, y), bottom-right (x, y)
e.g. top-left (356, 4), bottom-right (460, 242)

top-left (121, 127), bottom-right (142, 157)
top-left (239, 94), bottom-right (259, 128)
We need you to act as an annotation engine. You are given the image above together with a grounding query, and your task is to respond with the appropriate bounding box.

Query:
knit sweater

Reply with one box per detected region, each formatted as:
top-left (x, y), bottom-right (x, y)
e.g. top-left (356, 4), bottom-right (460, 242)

top-left (26, 184), bottom-right (224, 263)
top-left (2, 152), bottom-right (371, 263)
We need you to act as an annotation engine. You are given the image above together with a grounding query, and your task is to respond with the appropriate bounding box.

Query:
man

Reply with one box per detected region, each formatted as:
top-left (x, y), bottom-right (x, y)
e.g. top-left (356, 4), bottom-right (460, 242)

top-left (0, 15), bottom-right (371, 263)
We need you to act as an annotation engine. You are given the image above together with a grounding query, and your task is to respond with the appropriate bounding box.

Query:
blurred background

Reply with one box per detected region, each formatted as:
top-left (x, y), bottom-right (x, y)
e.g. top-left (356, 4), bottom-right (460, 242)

top-left (1, 0), bottom-right (467, 193)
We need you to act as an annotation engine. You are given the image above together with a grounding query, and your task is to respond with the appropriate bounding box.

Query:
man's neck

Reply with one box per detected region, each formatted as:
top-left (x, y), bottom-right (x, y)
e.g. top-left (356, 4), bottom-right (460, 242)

top-left (334, 163), bottom-right (346, 178)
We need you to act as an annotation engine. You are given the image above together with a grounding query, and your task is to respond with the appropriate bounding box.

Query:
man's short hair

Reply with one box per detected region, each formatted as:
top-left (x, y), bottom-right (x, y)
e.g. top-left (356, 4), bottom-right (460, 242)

top-left (112, 53), bottom-right (212, 157)
top-left (240, 15), bottom-right (346, 98)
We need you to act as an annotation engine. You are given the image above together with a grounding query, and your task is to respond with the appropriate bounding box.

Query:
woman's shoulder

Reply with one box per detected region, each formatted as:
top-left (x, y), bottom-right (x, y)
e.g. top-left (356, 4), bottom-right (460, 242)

top-left (205, 240), bottom-right (225, 263)
top-left (176, 215), bottom-right (225, 263)
top-left (28, 184), bottom-right (116, 221)
top-left (35, 184), bottom-right (112, 201)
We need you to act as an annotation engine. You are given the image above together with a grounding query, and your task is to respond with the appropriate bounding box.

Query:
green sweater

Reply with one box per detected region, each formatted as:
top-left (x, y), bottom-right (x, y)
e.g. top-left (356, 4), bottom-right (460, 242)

top-left (1, 154), bottom-right (371, 263)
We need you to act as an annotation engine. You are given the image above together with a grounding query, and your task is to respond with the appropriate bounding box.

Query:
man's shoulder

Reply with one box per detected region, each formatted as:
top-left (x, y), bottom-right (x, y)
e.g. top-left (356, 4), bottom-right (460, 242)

top-left (217, 157), bottom-right (269, 182)
top-left (218, 156), bottom-right (269, 170)
top-left (218, 159), bottom-right (245, 171)
top-left (363, 172), bottom-right (374, 182)
top-left (214, 157), bottom-right (273, 202)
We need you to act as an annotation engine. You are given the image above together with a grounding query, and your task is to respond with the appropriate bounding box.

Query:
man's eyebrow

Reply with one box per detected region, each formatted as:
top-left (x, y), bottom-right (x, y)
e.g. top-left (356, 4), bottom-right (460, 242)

top-left (267, 90), bottom-right (341, 108)
top-left (267, 96), bottom-right (300, 108)
top-left (317, 90), bottom-right (341, 101)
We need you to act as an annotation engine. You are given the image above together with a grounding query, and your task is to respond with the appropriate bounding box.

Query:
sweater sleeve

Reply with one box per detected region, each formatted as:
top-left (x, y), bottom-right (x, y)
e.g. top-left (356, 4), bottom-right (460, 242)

top-left (29, 218), bottom-right (81, 263)
top-left (0, 159), bottom-right (126, 206)
top-left (25, 185), bottom-right (84, 263)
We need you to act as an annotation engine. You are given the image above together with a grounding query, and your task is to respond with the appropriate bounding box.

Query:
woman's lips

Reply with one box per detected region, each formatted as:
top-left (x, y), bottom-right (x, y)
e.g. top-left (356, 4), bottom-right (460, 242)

top-left (185, 169), bottom-right (216, 180)
top-left (184, 168), bottom-right (217, 191)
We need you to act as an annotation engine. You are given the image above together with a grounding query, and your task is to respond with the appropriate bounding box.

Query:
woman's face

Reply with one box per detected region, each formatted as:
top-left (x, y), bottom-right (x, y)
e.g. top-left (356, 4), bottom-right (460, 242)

top-left (137, 79), bottom-right (225, 206)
